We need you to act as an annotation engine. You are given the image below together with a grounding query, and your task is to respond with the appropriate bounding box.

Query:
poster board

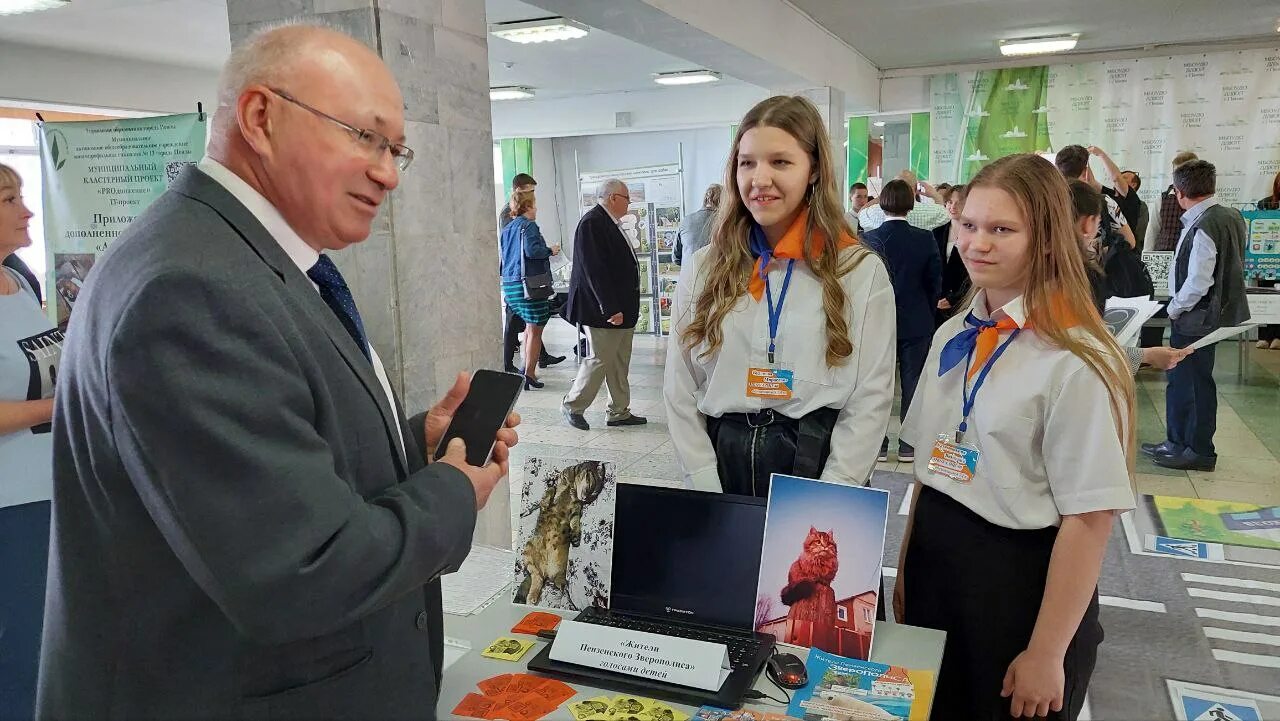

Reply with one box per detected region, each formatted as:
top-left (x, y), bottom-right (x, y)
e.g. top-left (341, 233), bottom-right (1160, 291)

top-left (38, 113), bottom-right (207, 325)
top-left (1242, 209), bottom-right (1280, 280)
top-left (578, 163), bottom-right (685, 335)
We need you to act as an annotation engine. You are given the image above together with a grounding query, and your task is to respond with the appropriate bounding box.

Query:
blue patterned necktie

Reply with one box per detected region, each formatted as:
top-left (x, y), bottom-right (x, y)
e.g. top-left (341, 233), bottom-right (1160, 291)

top-left (307, 255), bottom-right (370, 361)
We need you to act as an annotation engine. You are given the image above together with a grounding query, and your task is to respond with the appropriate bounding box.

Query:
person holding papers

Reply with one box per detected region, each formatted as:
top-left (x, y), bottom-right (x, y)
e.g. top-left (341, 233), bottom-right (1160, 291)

top-left (894, 154), bottom-right (1135, 720)
top-left (1068, 180), bottom-right (1191, 373)
top-left (664, 95), bottom-right (895, 496)
top-left (1141, 160), bottom-right (1250, 472)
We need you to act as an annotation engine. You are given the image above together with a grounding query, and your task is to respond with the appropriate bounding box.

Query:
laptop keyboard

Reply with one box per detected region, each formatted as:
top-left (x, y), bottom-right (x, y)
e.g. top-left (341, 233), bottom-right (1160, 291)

top-left (577, 610), bottom-right (766, 670)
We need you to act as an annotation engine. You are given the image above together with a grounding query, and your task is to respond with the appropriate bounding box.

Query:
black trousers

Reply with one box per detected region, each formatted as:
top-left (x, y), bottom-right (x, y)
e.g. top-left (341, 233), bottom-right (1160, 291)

top-left (502, 305), bottom-right (526, 368)
top-left (705, 407), bottom-right (886, 621)
top-left (885, 335), bottom-right (931, 453)
top-left (1166, 332), bottom-right (1218, 458)
top-left (903, 486), bottom-right (1101, 721)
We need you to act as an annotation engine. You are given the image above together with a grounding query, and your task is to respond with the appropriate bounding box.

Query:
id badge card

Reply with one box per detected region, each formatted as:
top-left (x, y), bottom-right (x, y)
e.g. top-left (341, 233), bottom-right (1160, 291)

top-left (746, 365), bottom-right (794, 400)
top-left (927, 433), bottom-right (980, 484)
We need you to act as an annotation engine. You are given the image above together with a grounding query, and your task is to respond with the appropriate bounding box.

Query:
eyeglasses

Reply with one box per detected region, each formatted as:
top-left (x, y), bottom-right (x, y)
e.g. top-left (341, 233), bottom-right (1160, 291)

top-left (269, 88), bottom-right (415, 172)
top-left (609, 193), bottom-right (630, 202)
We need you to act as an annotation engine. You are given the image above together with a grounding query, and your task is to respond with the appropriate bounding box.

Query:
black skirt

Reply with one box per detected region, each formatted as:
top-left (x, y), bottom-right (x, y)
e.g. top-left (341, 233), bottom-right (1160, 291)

top-left (903, 485), bottom-right (1102, 721)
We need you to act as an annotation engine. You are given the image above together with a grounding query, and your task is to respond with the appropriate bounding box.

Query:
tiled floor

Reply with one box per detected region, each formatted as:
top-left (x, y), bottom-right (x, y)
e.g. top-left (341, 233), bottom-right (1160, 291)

top-left (509, 321), bottom-right (1280, 520)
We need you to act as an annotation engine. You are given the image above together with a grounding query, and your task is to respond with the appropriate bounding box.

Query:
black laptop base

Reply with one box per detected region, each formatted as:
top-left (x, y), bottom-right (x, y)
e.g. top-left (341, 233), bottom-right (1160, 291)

top-left (525, 609), bottom-right (776, 709)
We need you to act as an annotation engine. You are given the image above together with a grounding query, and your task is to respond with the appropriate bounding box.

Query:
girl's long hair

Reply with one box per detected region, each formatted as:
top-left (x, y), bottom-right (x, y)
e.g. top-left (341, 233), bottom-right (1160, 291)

top-left (966, 154), bottom-right (1136, 470)
top-left (682, 95), bottom-right (872, 367)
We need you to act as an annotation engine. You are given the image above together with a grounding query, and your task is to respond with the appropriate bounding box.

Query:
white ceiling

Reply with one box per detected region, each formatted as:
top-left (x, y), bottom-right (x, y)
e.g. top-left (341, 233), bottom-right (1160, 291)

top-left (0, 0), bottom-right (748, 98)
top-left (0, 0), bottom-right (229, 69)
top-left (790, 0), bottom-right (1280, 70)
top-left (485, 0), bottom-right (748, 99)
top-left (2, 0), bottom-right (1277, 98)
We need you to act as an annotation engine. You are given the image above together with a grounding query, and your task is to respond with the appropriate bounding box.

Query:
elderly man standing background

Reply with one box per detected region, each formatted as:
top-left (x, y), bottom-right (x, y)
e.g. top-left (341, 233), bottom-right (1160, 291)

top-left (38, 24), bottom-right (516, 721)
top-left (561, 180), bottom-right (646, 431)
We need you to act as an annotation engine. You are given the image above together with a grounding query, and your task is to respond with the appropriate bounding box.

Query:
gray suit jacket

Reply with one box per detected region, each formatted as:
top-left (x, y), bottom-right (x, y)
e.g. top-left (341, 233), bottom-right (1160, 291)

top-left (37, 167), bottom-right (478, 720)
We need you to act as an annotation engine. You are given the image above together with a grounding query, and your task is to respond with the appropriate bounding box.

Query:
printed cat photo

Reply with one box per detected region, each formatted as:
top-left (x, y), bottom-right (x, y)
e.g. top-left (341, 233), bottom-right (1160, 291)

top-left (754, 474), bottom-right (889, 660)
top-left (513, 458), bottom-right (617, 611)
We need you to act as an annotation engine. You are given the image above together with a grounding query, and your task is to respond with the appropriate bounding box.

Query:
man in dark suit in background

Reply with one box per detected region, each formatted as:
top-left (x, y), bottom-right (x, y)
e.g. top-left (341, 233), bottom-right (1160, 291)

top-left (862, 179), bottom-right (942, 463)
top-left (561, 179), bottom-right (646, 431)
top-left (38, 24), bottom-right (517, 721)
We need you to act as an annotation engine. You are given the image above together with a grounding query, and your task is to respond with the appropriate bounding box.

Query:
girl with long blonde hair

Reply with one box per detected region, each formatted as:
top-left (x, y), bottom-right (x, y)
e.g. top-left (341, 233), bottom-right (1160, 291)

top-left (663, 95), bottom-right (896, 497)
top-left (894, 154), bottom-right (1135, 720)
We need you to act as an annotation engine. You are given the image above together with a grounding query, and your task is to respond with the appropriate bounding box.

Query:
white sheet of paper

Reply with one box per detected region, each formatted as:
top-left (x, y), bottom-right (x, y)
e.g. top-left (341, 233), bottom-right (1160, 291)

top-left (441, 545), bottom-right (515, 616)
top-left (1103, 296), bottom-right (1165, 347)
top-left (1189, 324), bottom-right (1259, 350)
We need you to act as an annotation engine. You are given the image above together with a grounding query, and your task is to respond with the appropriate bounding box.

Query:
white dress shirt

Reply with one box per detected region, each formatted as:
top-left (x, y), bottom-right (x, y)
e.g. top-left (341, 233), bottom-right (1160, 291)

top-left (1166, 197), bottom-right (1219, 320)
top-left (859, 200), bottom-right (950, 233)
top-left (197, 157), bottom-right (406, 461)
top-left (664, 244), bottom-right (897, 491)
top-left (900, 291), bottom-right (1134, 530)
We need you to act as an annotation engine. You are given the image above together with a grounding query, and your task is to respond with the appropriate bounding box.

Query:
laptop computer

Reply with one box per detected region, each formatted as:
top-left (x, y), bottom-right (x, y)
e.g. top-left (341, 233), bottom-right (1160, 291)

top-left (526, 484), bottom-right (776, 708)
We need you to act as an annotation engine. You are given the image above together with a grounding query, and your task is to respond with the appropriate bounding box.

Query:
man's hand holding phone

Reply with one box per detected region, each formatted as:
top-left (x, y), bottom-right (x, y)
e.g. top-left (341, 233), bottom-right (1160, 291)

top-left (426, 372), bottom-right (521, 510)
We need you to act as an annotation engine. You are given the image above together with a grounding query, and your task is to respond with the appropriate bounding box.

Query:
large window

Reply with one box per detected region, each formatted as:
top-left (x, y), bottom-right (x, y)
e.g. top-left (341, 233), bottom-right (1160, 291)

top-left (1, 119), bottom-right (44, 281)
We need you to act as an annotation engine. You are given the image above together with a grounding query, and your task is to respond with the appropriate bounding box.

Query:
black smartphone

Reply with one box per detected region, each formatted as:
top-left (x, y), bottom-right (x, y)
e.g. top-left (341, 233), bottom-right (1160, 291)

top-left (432, 369), bottom-right (524, 467)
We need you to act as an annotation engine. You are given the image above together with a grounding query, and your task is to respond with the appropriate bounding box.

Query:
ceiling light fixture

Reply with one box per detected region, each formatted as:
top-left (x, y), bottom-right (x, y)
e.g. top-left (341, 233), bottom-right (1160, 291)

top-left (999, 34), bottom-right (1079, 56)
top-left (653, 70), bottom-right (722, 86)
top-left (489, 17), bottom-right (588, 44)
top-left (490, 86), bottom-right (536, 101)
top-left (873, 121), bottom-right (886, 127)
top-left (0, 0), bottom-right (69, 15)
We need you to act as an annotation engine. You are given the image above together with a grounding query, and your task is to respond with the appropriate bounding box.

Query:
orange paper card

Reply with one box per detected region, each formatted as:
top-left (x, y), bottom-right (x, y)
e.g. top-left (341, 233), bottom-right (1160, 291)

top-left (511, 611), bottom-right (562, 636)
top-left (508, 674), bottom-right (548, 695)
top-left (477, 674), bottom-right (514, 697)
top-left (453, 693), bottom-right (497, 719)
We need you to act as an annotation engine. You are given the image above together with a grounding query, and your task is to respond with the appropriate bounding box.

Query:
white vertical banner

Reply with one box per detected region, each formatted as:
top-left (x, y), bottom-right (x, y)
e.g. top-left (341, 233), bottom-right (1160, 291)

top-left (932, 48), bottom-right (1280, 205)
top-left (1043, 48), bottom-right (1280, 208)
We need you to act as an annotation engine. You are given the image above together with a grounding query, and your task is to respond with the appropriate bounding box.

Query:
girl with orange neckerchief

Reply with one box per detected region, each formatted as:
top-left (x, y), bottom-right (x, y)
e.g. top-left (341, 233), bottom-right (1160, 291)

top-left (895, 154), bottom-right (1135, 720)
top-left (664, 95), bottom-right (895, 498)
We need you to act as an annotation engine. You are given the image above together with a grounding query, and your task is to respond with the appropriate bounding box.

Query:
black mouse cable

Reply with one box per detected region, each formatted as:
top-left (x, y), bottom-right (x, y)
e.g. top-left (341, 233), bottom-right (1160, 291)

top-left (745, 650), bottom-right (794, 706)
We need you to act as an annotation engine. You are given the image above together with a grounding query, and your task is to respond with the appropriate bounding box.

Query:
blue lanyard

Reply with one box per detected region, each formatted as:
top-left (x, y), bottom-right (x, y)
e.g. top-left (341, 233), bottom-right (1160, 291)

top-left (765, 259), bottom-right (796, 365)
top-left (956, 329), bottom-right (1021, 441)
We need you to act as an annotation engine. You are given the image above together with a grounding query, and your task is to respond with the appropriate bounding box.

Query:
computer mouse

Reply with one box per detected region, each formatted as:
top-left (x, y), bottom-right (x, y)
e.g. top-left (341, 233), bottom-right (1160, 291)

top-left (765, 652), bottom-right (808, 689)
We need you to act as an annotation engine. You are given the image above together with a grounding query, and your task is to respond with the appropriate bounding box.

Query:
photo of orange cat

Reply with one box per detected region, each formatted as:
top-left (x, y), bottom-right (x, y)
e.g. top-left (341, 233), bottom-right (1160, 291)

top-left (754, 474), bottom-right (890, 660)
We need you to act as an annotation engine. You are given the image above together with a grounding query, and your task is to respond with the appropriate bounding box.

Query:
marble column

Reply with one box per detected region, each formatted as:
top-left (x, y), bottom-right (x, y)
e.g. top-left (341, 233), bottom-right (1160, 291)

top-left (227, 0), bottom-right (510, 547)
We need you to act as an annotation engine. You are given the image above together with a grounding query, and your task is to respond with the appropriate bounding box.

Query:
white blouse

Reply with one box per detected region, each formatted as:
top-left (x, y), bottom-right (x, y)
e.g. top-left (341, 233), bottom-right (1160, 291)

top-left (664, 244), bottom-right (897, 491)
top-left (900, 291), bottom-right (1135, 529)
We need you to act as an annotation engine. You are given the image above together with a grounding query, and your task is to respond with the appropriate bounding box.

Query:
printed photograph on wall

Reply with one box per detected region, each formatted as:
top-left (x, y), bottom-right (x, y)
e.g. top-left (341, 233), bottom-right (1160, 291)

top-left (513, 458), bottom-right (617, 611)
top-left (637, 299), bottom-right (653, 334)
top-left (755, 474), bottom-right (889, 660)
top-left (53, 253), bottom-right (95, 324)
top-left (655, 206), bottom-right (681, 229)
top-left (621, 207), bottom-right (650, 254)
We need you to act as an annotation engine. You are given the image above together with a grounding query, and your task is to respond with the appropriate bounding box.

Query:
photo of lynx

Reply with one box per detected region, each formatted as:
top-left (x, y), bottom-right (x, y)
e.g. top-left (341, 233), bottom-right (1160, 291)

top-left (513, 458), bottom-right (616, 610)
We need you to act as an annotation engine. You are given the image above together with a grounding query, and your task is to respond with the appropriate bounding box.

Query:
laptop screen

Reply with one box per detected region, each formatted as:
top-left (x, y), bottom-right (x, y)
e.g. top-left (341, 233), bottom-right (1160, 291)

top-left (610, 484), bottom-right (766, 631)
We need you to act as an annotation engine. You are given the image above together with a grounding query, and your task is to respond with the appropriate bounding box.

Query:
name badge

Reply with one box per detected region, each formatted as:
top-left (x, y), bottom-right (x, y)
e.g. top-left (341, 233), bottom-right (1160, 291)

top-left (550, 620), bottom-right (731, 691)
top-left (746, 367), bottom-right (794, 400)
top-left (927, 434), bottom-right (980, 484)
